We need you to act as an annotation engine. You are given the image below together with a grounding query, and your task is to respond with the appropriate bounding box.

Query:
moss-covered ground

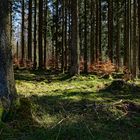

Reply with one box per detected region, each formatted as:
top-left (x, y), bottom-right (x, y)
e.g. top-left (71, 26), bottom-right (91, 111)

top-left (0, 70), bottom-right (140, 140)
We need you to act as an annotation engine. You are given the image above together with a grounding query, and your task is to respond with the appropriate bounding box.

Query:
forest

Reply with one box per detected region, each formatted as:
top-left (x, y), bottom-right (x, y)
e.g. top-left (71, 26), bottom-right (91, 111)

top-left (0, 0), bottom-right (140, 139)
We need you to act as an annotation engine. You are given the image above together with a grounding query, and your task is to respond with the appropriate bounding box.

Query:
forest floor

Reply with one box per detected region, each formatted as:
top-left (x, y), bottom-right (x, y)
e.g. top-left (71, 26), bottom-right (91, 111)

top-left (0, 70), bottom-right (140, 140)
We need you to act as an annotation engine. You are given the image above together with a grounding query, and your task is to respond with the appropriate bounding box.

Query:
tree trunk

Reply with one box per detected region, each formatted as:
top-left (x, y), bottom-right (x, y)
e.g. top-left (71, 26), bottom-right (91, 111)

top-left (116, 0), bottom-right (120, 68)
top-left (28, 0), bottom-right (33, 62)
top-left (90, 0), bottom-right (95, 64)
top-left (124, 0), bottom-right (130, 69)
top-left (43, 0), bottom-right (48, 69)
top-left (108, 0), bottom-right (113, 62)
top-left (68, 0), bottom-right (71, 71)
top-left (132, 0), bottom-right (137, 78)
top-left (138, 0), bottom-right (140, 74)
top-left (0, 0), bottom-right (17, 121)
top-left (84, 0), bottom-right (88, 73)
top-left (70, 0), bottom-right (80, 76)
top-left (99, 0), bottom-right (102, 61)
top-left (33, 0), bottom-right (37, 69)
top-left (55, 0), bottom-right (59, 69)
top-left (21, 0), bottom-right (25, 66)
top-left (9, 0), bottom-right (12, 44)
top-left (38, 0), bottom-right (43, 69)
top-left (95, 0), bottom-right (99, 62)
top-left (64, 0), bottom-right (68, 71)
top-left (61, 0), bottom-right (65, 72)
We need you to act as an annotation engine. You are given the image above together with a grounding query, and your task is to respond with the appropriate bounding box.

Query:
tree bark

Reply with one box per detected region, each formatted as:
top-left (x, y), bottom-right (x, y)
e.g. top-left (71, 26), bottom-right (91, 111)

top-left (33, 0), bottom-right (37, 69)
top-left (0, 0), bottom-right (17, 121)
top-left (116, 0), bottom-right (120, 68)
top-left (138, 0), bottom-right (140, 74)
top-left (90, 0), bottom-right (95, 64)
top-left (132, 0), bottom-right (137, 78)
top-left (124, 0), bottom-right (130, 69)
top-left (70, 0), bottom-right (80, 76)
top-left (108, 0), bottom-right (113, 62)
top-left (38, 0), bottom-right (43, 69)
top-left (84, 0), bottom-right (88, 73)
top-left (28, 0), bottom-right (33, 62)
top-left (61, 0), bottom-right (65, 72)
top-left (21, 0), bottom-right (25, 65)
top-left (43, 0), bottom-right (48, 69)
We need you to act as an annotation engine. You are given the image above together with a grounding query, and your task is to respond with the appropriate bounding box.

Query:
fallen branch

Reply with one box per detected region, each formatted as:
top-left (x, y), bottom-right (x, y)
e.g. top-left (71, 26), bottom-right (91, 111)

top-left (51, 116), bottom-right (68, 129)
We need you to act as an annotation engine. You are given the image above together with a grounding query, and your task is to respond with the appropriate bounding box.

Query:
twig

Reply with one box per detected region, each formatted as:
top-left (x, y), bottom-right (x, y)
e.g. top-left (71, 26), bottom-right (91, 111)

top-left (56, 125), bottom-right (62, 140)
top-left (113, 99), bottom-right (123, 105)
top-left (51, 117), bottom-right (66, 129)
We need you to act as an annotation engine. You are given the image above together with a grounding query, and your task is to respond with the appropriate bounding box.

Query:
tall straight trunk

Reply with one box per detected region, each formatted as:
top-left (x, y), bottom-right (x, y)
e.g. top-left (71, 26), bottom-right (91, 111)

top-left (99, 0), bottom-right (102, 61)
top-left (33, 0), bottom-right (37, 69)
top-left (79, 0), bottom-right (83, 63)
top-left (61, 0), bottom-right (65, 72)
top-left (52, 4), bottom-right (55, 68)
top-left (95, 0), bottom-right (99, 62)
top-left (108, 0), bottom-right (113, 62)
top-left (116, 0), bottom-right (120, 67)
top-left (0, 0), bottom-right (17, 121)
top-left (55, 0), bottom-right (59, 69)
top-left (128, 0), bottom-right (131, 71)
top-left (84, 0), bottom-right (88, 73)
top-left (28, 0), bottom-right (33, 62)
top-left (21, 0), bottom-right (25, 65)
top-left (124, 0), bottom-right (130, 69)
top-left (124, 0), bottom-right (127, 66)
top-left (130, 0), bottom-right (133, 73)
top-left (68, 0), bottom-right (71, 70)
top-left (70, 0), bottom-right (80, 75)
top-left (38, 0), bottom-right (43, 69)
top-left (90, 0), bottom-right (95, 64)
top-left (132, 0), bottom-right (137, 77)
top-left (43, 0), bottom-right (48, 69)
top-left (64, 0), bottom-right (68, 71)
top-left (138, 0), bottom-right (140, 72)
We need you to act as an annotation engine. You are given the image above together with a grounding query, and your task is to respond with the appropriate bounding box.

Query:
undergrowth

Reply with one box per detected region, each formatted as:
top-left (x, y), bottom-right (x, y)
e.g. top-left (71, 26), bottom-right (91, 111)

top-left (0, 70), bottom-right (140, 140)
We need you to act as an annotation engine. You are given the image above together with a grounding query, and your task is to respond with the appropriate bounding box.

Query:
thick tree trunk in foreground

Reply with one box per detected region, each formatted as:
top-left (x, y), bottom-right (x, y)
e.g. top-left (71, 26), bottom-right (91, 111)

top-left (0, 0), bottom-right (17, 121)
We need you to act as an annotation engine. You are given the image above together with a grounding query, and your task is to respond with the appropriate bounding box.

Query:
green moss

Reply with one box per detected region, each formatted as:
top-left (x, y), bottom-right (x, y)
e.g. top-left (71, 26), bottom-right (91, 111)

top-left (1, 70), bottom-right (140, 140)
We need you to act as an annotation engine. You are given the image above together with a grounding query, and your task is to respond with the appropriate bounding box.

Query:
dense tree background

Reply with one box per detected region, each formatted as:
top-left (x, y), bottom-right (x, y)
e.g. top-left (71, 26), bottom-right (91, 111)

top-left (1, 0), bottom-right (140, 139)
top-left (11, 0), bottom-right (140, 77)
